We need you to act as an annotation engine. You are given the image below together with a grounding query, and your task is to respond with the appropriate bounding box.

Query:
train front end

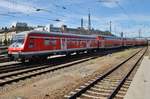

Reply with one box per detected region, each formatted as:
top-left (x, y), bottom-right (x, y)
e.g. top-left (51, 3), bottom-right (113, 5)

top-left (8, 32), bottom-right (26, 61)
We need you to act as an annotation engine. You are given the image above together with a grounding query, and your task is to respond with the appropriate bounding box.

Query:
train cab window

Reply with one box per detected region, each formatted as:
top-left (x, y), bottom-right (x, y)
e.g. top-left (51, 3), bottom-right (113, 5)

top-left (18, 39), bottom-right (24, 44)
top-left (12, 39), bottom-right (24, 44)
top-left (11, 34), bottom-right (25, 44)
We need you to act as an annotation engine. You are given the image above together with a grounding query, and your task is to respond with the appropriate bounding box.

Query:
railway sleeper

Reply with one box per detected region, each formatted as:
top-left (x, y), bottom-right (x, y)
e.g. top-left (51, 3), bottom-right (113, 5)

top-left (86, 90), bottom-right (110, 96)
top-left (105, 77), bottom-right (122, 81)
top-left (114, 94), bottom-right (124, 99)
top-left (102, 79), bottom-right (121, 82)
top-left (117, 90), bottom-right (127, 95)
top-left (81, 92), bottom-right (108, 99)
top-left (100, 80), bottom-right (120, 84)
top-left (94, 85), bottom-right (116, 90)
top-left (121, 84), bottom-right (130, 89)
top-left (119, 87), bottom-right (128, 92)
top-left (90, 88), bottom-right (112, 93)
top-left (97, 82), bottom-right (119, 87)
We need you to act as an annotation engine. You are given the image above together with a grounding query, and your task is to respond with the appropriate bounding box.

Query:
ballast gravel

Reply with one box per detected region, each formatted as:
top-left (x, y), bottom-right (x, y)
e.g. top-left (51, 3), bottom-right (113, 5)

top-left (0, 48), bottom-right (139, 99)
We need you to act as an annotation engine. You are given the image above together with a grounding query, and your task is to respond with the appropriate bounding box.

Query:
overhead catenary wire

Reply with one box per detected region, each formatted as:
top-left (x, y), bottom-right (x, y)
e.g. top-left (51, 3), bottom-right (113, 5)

top-left (98, 0), bottom-right (132, 20)
top-left (114, 1), bottom-right (131, 20)
top-left (98, 0), bottom-right (140, 37)
top-left (5, 0), bottom-right (66, 18)
top-left (0, 13), bottom-right (16, 17)
top-left (0, 0), bottom-right (66, 24)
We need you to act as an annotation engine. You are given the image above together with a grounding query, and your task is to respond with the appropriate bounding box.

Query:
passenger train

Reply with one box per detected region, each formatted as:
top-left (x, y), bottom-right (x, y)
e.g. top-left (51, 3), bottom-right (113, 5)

top-left (8, 30), bottom-right (147, 62)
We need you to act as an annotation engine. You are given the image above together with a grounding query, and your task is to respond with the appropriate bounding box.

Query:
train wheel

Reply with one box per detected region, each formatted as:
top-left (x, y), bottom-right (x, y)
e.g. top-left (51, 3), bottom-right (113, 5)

top-left (66, 53), bottom-right (71, 57)
top-left (20, 58), bottom-right (25, 63)
top-left (40, 56), bottom-right (47, 61)
top-left (10, 56), bottom-right (14, 61)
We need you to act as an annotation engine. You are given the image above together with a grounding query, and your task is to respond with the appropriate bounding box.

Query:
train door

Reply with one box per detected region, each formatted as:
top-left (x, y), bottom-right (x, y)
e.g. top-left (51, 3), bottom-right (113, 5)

top-left (101, 40), bottom-right (105, 48)
top-left (87, 39), bottom-right (90, 48)
top-left (61, 38), bottom-right (67, 51)
top-left (96, 36), bottom-right (104, 48)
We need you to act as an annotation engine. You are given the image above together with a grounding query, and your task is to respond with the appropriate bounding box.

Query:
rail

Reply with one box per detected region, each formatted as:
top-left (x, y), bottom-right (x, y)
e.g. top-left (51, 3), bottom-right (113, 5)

top-left (0, 46), bottom-right (8, 54)
top-left (65, 47), bottom-right (147, 99)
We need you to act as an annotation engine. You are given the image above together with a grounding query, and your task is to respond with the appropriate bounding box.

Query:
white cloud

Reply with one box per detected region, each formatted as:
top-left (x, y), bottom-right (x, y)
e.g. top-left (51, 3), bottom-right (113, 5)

top-left (0, 0), bottom-right (36, 14)
top-left (55, 21), bottom-right (65, 27)
top-left (102, 2), bottom-right (118, 8)
top-left (98, 0), bottom-right (123, 8)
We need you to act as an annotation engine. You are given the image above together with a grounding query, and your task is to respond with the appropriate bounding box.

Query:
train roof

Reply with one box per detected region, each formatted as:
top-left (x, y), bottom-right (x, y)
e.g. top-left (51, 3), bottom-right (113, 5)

top-left (16, 30), bottom-right (98, 39)
top-left (16, 30), bottom-right (129, 40)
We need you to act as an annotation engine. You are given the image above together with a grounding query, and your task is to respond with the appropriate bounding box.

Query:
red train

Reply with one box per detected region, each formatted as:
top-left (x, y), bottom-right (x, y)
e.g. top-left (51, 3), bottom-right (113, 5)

top-left (8, 30), bottom-right (147, 62)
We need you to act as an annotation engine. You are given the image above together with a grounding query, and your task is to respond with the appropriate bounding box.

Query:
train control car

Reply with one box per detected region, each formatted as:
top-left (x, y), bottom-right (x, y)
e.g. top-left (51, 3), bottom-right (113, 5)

top-left (8, 30), bottom-right (99, 62)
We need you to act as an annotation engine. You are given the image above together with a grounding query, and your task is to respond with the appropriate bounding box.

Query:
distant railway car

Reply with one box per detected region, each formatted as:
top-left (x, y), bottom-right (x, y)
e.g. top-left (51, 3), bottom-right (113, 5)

top-left (97, 35), bottom-right (122, 48)
top-left (124, 38), bottom-right (134, 47)
top-left (8, 30), bottom-right (98, 62)
top-left (104, 36), bottom-right (122, 48)
top-left (135, 38), bottom-right (147, 46)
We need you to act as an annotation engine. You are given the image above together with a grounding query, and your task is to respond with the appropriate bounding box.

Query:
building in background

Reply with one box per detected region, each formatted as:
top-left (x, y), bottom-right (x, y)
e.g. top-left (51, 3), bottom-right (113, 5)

top-left (44, 24), bottom-right (113, 36)
top-left (0, 22), bottom-right (33, 45)
top-left (0, 22), bottom-right (113, 45)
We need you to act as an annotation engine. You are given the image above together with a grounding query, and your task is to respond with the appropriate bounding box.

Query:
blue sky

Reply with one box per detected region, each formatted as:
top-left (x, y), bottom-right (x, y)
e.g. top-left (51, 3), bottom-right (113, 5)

top-left (0, 0), bottom-right (150, 37)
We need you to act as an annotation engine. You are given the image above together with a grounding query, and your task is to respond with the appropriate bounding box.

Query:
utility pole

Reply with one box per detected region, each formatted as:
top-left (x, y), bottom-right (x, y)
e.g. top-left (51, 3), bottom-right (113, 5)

top-left (121, 32), bottom-right (123, 38)
top-left (81, 18), bottom-right (83, 29)
top-left (88, 10), bottom-right (91, 30)
top-left (139, 29), bottom-right (141, 38)
top-left (110, 21), bottom-right (112, 33)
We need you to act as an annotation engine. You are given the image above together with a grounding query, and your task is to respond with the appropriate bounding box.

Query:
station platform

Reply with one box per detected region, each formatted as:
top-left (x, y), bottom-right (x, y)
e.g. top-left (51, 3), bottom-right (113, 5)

top-left (124, 56), bottom-right (150, 99)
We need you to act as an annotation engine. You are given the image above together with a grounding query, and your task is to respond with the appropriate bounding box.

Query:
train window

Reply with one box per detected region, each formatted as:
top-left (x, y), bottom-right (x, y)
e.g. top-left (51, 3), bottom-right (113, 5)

top-left (44, 39), bottom-right (50, 46)
top-left (29, 38), bottom-right (34, 48)
top-left (44, 39), bottom-right (57, 46)
top-left (12, 38), bottom-right (24, 44)
top-left (11, 34), bottom-right (25, 44)
top-left (17, 39), bottom-right (24, 44)
top-left (50, 39), bottom-right (57, 46)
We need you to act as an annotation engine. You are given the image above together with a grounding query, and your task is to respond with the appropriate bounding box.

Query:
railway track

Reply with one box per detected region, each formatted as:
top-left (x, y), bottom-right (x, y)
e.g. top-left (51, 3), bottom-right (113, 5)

top-left (65, 47), bottom-right (147, 99)
top-left (0, 51), bottom-right (99, 74)
top-left (0, 56), bottom-right (98, 86)
top-left (0, 46), bottom-right (8, 62)
top-left (0, 47), bottom-right (142, 87)
top-left (0, 48), bottom-right (116, 86)
top-left (0, 54), bottom-right (9, 63)
top-left (0, 48), bottom-right (125, 74)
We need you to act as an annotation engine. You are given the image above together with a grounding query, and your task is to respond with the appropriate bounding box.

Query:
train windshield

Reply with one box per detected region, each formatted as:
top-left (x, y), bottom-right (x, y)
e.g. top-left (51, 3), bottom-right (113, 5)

top-left (12, 35), bottom-right (25, 44)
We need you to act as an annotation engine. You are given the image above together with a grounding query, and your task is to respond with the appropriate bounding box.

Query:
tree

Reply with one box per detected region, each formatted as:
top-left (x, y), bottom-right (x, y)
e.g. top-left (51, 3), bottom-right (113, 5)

top-left (7, 38), bottom-right (11, 45)
top-left (0, 39), bottom-right (2, 45)
top-left (4, 27), bottom-right (8, 32)
top-left (4, 39), bottom-right (7, 45)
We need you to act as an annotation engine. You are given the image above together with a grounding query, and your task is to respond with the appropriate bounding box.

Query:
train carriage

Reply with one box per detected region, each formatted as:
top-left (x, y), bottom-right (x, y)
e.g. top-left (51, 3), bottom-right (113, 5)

top-left (8, 30), bottom-right (148, 62)
top-left (8, 30), bottom-right (99, 61)
top-left (97, 35), bottom-right (123, 49)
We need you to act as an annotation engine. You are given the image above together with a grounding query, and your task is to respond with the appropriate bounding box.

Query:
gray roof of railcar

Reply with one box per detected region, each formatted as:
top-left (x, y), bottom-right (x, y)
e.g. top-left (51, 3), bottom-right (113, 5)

top-left (15, 30), bottom-right (98, 39)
